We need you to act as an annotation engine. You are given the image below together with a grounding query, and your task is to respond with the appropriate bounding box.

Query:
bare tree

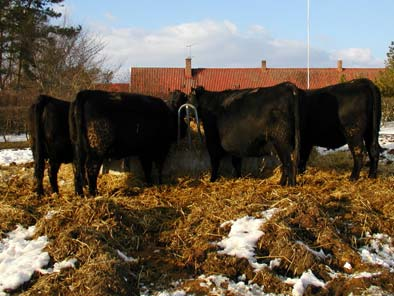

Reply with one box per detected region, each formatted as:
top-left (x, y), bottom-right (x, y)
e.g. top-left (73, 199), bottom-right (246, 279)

top-left (33, 29), bottom-right (115, 100)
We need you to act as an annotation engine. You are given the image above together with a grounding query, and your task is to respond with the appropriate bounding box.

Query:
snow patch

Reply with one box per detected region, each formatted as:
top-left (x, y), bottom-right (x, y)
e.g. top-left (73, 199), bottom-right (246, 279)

top-left (359, 232), bottom-right (394, 272)
top-left (0, 148), bottom-right (33, 166)
top-left (217, 208), bottom-right (279, 271)
top-left (0, 225), bottom-right (49, 294)
top-left (0, 225), bottom-right (77, 295)
top-left (0, 134), bottom-right (28, 143)
top-left (285, 269), bottom-right (326, 296)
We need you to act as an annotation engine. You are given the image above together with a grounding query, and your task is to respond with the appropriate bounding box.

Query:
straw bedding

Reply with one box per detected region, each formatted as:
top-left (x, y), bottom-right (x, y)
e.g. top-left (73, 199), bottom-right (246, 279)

top-left (0, 148), bottom-right (393, 295)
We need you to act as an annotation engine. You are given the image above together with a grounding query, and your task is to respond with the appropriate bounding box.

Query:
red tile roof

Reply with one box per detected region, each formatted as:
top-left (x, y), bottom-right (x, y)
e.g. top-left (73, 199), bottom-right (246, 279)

top-left (129, 66), bottom-right (383, 97)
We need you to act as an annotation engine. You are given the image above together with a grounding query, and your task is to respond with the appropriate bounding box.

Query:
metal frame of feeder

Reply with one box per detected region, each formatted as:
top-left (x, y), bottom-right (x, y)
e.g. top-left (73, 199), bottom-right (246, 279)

top-left (177, 103), bottom-right (202, 148)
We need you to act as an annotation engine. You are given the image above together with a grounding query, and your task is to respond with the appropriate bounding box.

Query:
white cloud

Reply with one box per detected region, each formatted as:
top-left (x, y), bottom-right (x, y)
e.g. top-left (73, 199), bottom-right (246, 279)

top-left (330, 48), bottom-right (383, 67)
top-left (89, 20), bottom-right (383, 81)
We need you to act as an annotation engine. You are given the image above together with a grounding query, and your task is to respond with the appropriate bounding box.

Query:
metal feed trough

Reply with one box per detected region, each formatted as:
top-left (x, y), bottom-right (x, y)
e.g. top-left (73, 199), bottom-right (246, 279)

top-left (177, 103), bottom-right (202, 149)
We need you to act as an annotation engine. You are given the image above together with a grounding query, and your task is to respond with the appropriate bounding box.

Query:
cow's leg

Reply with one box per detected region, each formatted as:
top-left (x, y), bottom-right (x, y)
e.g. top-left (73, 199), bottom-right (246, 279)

top-left (347, 137), bottom-right (365, 181)
top-left (365, 136), bottom-right (379, 179)
top-left (207, 146), bottom-right (224, 182)
top-left (204, 128), bottom-right (224, 182)
top-left (154, 152), bottom-right (168, 184)
top-left (74, 170), bottom-right (84, 195)
top-left (34, 158), bottom-right (45, 196)
top-left (298, 143), bottom-right (313, 174)
top-left (48, 160), bottom-right (60, 194)
top-left (122, 157), bottom-right (131, 172)
top-left (101, 158), bottom-right (110, 174)
top-left (156, 162), bottom-right (163, 184)
top-left (273, 143), bottom-right (294, 186)
top-left (86, 156), bottom-right (102, 196)
top-left (231, 156), bottom-right (242, 178)
top-left (73, 149), bottom-right (85, 196)
top-left (139, 155), bottom-right (153, 185)
top-left (209, 155), bottom-right (222, 182)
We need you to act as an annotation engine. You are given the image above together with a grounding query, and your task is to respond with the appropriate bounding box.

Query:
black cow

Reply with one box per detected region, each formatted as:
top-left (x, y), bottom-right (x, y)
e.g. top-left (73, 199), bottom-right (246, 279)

top-left (28, 95), bottom-right (73, 195)
top-left (298, 78), bottom-right (381, 180)
top-left (69, 90), bottom-right (188, 196)
top-left (190, 83), bottom-right (300, 186)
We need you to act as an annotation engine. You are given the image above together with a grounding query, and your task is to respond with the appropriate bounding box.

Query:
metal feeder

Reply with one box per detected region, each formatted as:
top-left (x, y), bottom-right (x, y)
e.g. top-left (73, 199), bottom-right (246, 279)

top-left (177, 103), bottom-right (202, 149)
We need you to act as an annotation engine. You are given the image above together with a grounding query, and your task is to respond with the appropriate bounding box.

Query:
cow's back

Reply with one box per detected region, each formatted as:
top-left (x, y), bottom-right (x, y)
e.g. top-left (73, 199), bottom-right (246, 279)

top-left (192, 83), bottom-right (300, 185)
top-left (300, 79), bottom-right (376, 149)
top-left (214, 83), bottom-right (298, 156)
top-left (42, 98), bottom-right (72, 162)
top-left (75, 90), bottom-right (174, 159)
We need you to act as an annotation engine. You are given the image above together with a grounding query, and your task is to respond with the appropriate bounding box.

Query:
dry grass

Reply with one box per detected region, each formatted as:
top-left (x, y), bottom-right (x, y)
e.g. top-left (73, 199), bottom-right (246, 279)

top-left (0, 141), bottom-right (30, 150)
top-left (0, 149), bottom-right (394, 295)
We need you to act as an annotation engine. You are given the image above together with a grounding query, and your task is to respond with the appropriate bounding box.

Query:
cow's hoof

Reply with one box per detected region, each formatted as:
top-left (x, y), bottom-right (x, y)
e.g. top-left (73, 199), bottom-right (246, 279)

top-left (35, 191), bottom-right (44, 197)
top-left (88, 191), bottom-right (97, 197)
top-left (288, 180), bottom-right (296, 186)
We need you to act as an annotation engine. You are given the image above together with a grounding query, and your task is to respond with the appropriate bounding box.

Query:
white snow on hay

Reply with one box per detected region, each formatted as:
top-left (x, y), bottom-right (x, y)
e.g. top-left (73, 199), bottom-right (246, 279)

top-left (284, 269), bottom-right (325, 296)
top-left (217, 208), bottom-right (279, 271)
top-left (0, 148), bottom-right (32, 166)
top-left (0, 224), bottom-right (77, 295)
top-left (359, 232), bottom-right (394, 272)
top-left (0, 225), bottom-right (49, 294)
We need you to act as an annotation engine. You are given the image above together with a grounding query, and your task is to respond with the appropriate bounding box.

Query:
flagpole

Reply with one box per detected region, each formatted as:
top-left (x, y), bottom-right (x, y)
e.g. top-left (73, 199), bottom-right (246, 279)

top-left (307, 0), bottom-right (310, 89)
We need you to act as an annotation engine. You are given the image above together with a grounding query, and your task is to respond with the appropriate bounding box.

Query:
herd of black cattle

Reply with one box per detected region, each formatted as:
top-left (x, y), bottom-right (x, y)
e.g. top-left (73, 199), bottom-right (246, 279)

top-left (28, 78), bottom-right (381, 196)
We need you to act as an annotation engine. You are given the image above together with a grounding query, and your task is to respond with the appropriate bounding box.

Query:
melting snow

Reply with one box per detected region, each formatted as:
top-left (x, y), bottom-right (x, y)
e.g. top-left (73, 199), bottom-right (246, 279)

top-left (198, 274), bottom-right (273, 296)
top-left (284, 270), bottom-right (326, 296)
top-left (0, 148), bottom-right (32, 166)
top-left (217, 208), bottom-right (279, 271)
top-left (0, 224), bottom-right (77, 295)
top-left (0, 134), bottom-right (28, 143)
top-left (0, 225), bottom-right (49, 294)
top-left (359, 232), bottom-right (394, 272)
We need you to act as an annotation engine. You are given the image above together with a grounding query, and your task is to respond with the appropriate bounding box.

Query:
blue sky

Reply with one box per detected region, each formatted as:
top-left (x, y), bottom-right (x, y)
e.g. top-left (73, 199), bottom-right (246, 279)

top-left (58, 0), bottom-right (393, 80)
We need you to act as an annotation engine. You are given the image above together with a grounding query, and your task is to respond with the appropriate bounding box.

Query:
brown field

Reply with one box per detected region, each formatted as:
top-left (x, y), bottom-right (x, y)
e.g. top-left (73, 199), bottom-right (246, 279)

top-left (0, 149), bottom-right (394, 295)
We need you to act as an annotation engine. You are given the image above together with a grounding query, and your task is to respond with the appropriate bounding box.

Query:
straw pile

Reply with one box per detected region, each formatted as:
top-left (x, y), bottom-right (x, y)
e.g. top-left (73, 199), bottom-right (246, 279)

top-left (0, 148), bottom-right (393, 295)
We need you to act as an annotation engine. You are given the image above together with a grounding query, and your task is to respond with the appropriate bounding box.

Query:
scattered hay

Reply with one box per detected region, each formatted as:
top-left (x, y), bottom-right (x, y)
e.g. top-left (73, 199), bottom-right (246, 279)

top-left (0, 152), bottom-right (394, 295)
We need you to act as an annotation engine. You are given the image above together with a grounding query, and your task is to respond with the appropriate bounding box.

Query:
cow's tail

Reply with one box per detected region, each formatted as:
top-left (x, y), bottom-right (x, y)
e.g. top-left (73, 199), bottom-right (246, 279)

top-left (370, 80), bottom-right (381, 149)
top-left (29, 95), bottom-right (47, 194)
top-left (69, 91), bottom-right (87, 195)
top-left (368, 80), bottom-right (382, 175)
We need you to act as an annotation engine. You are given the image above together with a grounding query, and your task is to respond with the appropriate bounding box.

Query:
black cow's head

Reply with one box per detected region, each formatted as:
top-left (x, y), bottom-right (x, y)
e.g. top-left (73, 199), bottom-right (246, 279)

top-left (189, 86), bottom-right (205, 108)
top-left (168, 90), bottom-right (188, 111)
